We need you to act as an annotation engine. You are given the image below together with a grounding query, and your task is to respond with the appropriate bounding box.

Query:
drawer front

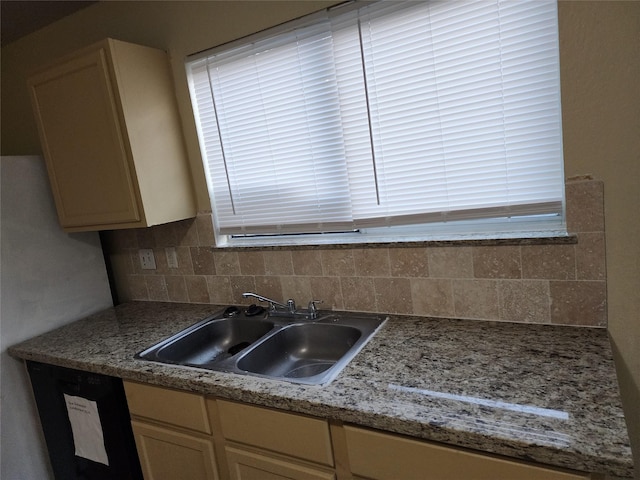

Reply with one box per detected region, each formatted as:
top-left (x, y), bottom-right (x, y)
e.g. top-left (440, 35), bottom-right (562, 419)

top-left (124, 381), bottom-right (210, 434)
top-left (225, 446), bottom-right (335, 480)
top-left (218, 400), bottom-right (333, 467)
top-left (344, 426), bottom-right (590, 480)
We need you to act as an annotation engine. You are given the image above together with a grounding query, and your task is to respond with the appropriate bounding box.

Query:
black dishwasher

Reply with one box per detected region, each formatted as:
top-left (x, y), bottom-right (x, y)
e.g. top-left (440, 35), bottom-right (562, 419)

top-left (26, 361), bottom-right (143, 480)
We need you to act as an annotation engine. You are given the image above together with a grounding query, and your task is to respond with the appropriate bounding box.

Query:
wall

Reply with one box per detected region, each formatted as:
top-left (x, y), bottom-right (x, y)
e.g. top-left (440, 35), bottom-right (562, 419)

top-left (1, 0), bottom-right (638, 474)
top-left (557, 2), bottom-right (640, 476)
top-left (102, 179), bottom-right (607, 327)
top-left (0, 156), bottom-right (113, 480)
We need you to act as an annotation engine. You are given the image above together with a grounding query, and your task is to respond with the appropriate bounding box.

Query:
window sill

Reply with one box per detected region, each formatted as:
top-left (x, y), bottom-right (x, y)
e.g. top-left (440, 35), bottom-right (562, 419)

top-left (214, 232), bottom-right (577, 252)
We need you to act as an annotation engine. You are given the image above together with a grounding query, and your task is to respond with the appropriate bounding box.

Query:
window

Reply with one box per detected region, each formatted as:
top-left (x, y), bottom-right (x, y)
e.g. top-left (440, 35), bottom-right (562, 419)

top-left (187, 0), bottom-right (565, 247)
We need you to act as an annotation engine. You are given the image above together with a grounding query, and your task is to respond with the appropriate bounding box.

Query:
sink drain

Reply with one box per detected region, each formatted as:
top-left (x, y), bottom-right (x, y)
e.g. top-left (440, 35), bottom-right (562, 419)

top-left (227, 341), bottom-right (251, 356)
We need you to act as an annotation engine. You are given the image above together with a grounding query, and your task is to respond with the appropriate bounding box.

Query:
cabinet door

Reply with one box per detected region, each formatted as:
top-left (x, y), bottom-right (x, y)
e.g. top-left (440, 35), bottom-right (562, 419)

top-left (344, 426), bottom-right (590, 480)
top-left (225, 446), bottom-right (335, 480)
top-left (28, 46), bottom-right (141, 228)
top-left (131, 420), bottom-right (219, 480)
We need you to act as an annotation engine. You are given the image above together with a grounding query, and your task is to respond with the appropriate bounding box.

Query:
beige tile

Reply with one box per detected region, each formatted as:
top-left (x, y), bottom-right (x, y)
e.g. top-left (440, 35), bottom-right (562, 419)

top-left (374, 278), bottom-right (413, 315)
top-left (498, 280), bottom-right (550, 323)
top-left (575, 232), bottom-right (606, 280)
top-left (146, 275), bottom-right (169, 302)
top-left (341, 277), bottom-right (377, 312)
top-left (230, 276), bottom-right (257, 304)
top-left (310, 277), bottom-right (344, 311)
top-left (321, 249), bottom-right (355, 277)
top-left (410, 278), bottom-right (454, 317)
top-left (291, 250), bottom-right (322, 276)
top-left (191, 247), bottom-right (216, 275)
top-left (452, 279), bottom-right (499, 320)
top-left (550, 280), bottom-right (607, 326)
top-left (207, 276), bottom-right (233, 305)
top-left (214, 251), bottom-right (241, 275)
top-left (152, 247), bottom-right (170, 275)
top-left (428, 247), bottom-right (474, 278)
top-left (280, 276), bottom-right (312, 305)
top-left (174, 246), bottom-right (195, 275)
top-left (108, 252), bottom-right (134, 303)
top-left (255, 276), bottom-right (283, 302)
top-left (153, 247), bottom-right (193, 275)
top-left (136, 228), bottom-right (155, 249)
top-left (152, 223), bottom-right (177, 248)
top-left (166, 275), bottom-right (188, 303)
top-left (389, 248), bottom-right (429, 277)
top-left (521, 244), bottom-right (576, 280)
top-left (108, 250), bottom-right (133, 277)
top-left (472, 246), bottom-right (522, 279)
top-left (239, 251), bottom-right (265, 275)
top-left (175, 218), bottom-right (199, 246)
top-left (263, 250), bottom-right (294, 275)
top-left (185, 275), bottom-right (210, 303)
top-left (565, 180), bottom-right (605, 233)
top-left (127, 275), bottom-right (149, 300)
top-left (353, 248), bottom-right (391, 277)
top-left (129, 251), bottom-right (145, 275)
top-left (195, 214), bottom-right (215, 246)
top-left (102, 229), bottom-right (137, 251)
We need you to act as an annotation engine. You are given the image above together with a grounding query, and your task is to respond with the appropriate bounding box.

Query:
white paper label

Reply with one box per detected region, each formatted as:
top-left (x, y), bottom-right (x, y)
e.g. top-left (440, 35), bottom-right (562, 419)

top-left (63, 394), bottom-right (109, 466)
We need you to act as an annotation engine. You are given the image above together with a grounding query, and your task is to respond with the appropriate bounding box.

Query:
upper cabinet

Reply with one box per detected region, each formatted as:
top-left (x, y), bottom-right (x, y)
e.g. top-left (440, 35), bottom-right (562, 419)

top-left (28, 38), bottom-right (196, 232)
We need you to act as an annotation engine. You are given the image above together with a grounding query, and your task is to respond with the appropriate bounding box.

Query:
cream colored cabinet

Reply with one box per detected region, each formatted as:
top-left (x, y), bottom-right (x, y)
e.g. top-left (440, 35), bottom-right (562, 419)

top-left (123, 381), bottom-right (595, 480)
top-left (28, 38), bottom-right (195, 232)
top-left (123, 381), bottom-right (220, 480)
top-left (216, 400), bottom-right (336, 480)
top-left (224, 447), bottom-right (335, 480)
top-left (343, 425), bottom-right (591, 480)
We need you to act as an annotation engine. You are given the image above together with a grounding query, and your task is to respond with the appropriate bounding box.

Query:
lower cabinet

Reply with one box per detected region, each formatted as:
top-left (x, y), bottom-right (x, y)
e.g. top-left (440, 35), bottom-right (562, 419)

top-left (123, 381), bottom-right (220, 480)
top-left (130, 421), bottom-right (219, 480)
top-left (123, 381), bottom-right (594, 480)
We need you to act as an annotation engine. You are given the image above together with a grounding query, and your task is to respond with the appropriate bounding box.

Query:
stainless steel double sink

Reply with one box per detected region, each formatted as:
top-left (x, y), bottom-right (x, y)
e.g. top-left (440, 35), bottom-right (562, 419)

top-left (136, 307), bottom-right (387, 386)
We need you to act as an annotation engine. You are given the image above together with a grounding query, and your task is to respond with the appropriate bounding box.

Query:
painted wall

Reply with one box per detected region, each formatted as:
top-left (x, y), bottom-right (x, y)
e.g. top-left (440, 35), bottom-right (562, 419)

top-left (1, 0), bottom-right (638, 473)
top-left (0, 156), bottom-right (113, 479)
top-left (556, 3), bottom-right (640, 475)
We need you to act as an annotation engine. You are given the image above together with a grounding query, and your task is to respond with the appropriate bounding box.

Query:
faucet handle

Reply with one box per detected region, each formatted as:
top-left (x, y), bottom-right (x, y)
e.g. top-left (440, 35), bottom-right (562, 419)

top-left (308, 300), bottom-right (324, 319)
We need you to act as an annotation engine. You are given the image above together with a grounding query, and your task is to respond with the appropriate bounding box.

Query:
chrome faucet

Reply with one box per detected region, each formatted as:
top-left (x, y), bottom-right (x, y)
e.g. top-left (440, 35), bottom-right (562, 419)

top-left (242, 292), bottom-right (323, 319)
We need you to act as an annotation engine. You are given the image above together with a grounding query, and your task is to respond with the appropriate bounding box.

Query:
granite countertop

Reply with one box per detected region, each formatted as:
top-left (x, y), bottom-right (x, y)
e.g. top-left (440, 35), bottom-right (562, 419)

top-left (9, 301), bottom-right (634, 478)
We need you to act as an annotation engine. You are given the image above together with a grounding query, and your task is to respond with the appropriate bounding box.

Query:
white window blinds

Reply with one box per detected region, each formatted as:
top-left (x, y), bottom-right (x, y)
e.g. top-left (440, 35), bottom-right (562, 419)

top-left (187, 0), bottom-right (565, 242)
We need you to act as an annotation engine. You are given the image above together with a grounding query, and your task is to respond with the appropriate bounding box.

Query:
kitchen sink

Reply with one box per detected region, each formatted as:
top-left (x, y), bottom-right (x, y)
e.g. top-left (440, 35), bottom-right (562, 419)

top-left (140, 317), bottom-right (275, 367)
top-left (136, 306), bottom-right (386, 386)
top-left (236, 323), bottom-right (362, 383)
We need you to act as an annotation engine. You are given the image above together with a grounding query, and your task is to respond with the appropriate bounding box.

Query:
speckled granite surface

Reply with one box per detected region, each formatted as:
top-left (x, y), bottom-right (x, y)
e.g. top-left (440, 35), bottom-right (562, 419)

top-left (9, 301), bottom-right (633, 478)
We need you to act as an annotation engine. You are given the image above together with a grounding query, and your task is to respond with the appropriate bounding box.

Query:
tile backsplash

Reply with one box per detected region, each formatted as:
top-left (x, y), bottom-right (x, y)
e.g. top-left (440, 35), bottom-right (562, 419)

top-left (102, 179), bottom-right (606, 326)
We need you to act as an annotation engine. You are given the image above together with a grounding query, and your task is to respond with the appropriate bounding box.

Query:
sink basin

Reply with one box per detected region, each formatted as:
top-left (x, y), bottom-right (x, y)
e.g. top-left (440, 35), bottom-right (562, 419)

top-left (137, 317), bottom-right (274, 367)
top-left (237, 324), bottom-right (361, 381)
top-left (136, 307), bottom-right (386, 386)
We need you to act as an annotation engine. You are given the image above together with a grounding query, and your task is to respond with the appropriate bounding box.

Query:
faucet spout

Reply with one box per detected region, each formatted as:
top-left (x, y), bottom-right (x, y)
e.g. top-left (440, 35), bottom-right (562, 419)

top-left (242, 292), bottom-right (288, 311)
top-left (242, 292), bottom-right (322, 319)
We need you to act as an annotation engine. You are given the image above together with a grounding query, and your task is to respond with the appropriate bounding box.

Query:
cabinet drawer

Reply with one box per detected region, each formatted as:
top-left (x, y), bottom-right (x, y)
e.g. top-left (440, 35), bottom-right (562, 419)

top-left (124, 381), bottom-right (210, 434)
top-left (217, 400), bottom-right (333, 467)
top-left (344, 426), bottom-right (590, 480)
top-left (225, 446), bottom-right (335, 480)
